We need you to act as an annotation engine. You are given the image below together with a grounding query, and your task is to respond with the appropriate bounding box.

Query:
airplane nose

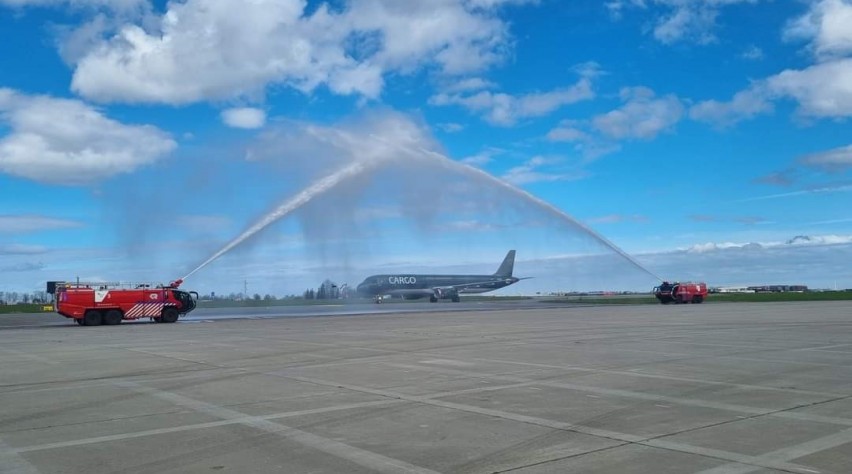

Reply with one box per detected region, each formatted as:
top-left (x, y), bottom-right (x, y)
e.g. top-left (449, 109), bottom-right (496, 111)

top-left (356, 281), bottom-right (374, 295)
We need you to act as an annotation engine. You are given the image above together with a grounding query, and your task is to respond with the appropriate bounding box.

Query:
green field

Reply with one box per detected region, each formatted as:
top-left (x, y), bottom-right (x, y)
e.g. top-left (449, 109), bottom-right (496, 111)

top-left (0, 304), bottom-right (54, 314)
top-left (547, 291), bottom-right (852, 305)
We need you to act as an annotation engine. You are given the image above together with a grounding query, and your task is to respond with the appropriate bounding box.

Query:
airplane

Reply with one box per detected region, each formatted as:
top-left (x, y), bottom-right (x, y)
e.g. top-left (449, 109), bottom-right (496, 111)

top-left (355, 250), bottom-right (525, 303)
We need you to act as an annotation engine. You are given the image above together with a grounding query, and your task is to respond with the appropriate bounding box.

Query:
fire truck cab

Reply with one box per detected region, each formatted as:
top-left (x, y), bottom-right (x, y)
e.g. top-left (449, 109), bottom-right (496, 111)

top-left (50, 280), bottom-right (197, 326)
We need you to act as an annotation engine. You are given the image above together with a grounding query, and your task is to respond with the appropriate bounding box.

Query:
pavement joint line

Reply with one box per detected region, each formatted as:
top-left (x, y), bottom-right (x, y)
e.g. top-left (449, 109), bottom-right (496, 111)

top-left (472, 439), bottom-right (631, 474)
top-left (114, 381), bottom-right (441, 474)
top-left (379, 362), bottom-right (852, 427)
top-left (274, 374), bottom-right (824, 474)
top-left (0, 348), bottom-right (58, 365)
top-left (796, 344), bottom-right (852, 351)
top-left (1, 399), bottom-right (405, 455)
top-left (456, 356), bottom-right (846, 398)
top-left (693, 427), bottom-right (852, 474)
top-left (0, 438), bottom-right (40, 474)
top-left (0, 366), bottom-right (250, 395)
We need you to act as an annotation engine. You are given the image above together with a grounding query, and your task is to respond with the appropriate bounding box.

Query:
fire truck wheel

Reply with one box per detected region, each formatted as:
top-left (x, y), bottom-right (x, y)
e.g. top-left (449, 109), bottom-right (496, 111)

top-left (103, 309), bottom-right (123, 325)
top-left (692, 295), bottom-right (704, 304)
top-left (83, 310), bottom-right (102, 326)
top-left (74, 318), bottom-right (84, 325)
top-left (161, 307), bottom-right (179, 324)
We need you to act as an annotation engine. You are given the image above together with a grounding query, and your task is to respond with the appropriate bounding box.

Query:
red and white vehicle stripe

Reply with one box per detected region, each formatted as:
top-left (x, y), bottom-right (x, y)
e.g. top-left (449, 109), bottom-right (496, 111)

top-left (123, 303), bottom-right (177, 320)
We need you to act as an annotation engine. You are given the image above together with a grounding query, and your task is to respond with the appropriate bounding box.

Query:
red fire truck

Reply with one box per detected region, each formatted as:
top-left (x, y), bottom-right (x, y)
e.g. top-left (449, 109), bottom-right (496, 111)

top-left (653, 281), bottom-right (708, 304)
top-left (51, 279), bottom-right (197, 326)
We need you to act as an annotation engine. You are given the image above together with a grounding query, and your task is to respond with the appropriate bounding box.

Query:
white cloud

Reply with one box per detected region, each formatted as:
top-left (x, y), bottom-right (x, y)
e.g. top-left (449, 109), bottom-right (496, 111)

top-left (592, 86), bottom-right (684, 139)
top-left (784, 0), bottom-right (852, 61)
top-left (430, 77), bottom-right (594, 126)
top-left (221, 107), bottom-right (267, 129)
top-left (68, 0), bottom-right (527, 104)
top-left (689, 87), bottom-right (773, 126)
top-left (0, 88), bottom-right (176, 184)
top-left (546, 121), bottom-right (589, 142)
top-left (799, 144), bottom-right (852, 171)
top-left (683, 234), bottom-right (852, 253)
top-left (0, 215), bottom-right (83, 234)
top-left (0, 0), bottom-right (143, 9)
top-left (501, 155), bottom-right (585, 185)
top-left (437, 122), bottom-right (465, 133)
top-left (741, 45), bottom-right (764, 60)
top-left (691, 1), bottom-right (852, 124)
top-left (589, 214), bottom-right (648, 224)
top-left (607, 0), bottom-right (761, 45)
top-left (0, 244), bottom-right (48, 255)
top-left (765, 58), bottom-right (852, 118)
top-left (442, 77), bottom-right (497, 93)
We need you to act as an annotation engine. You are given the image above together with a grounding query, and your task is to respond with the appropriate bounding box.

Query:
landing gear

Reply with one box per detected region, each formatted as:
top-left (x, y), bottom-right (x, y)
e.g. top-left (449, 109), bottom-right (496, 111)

top-left (451, 294), bottom-right (461, 303)
top-left (430, 295), bottom-right (438, 303)
top-left (374, 295), bottom-right (384, 304)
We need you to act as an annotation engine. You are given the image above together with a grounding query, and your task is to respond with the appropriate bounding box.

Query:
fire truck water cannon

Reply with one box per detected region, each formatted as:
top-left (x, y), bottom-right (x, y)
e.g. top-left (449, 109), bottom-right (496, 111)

top-left (653, 281), bottom-right (708, 305)
top-left (48, 278), bottom-right (198, 326)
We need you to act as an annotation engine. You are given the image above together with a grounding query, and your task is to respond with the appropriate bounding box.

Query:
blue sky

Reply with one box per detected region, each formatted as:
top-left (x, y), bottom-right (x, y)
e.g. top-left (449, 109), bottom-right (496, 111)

top-left (1, 0), bottom-right (851, 297)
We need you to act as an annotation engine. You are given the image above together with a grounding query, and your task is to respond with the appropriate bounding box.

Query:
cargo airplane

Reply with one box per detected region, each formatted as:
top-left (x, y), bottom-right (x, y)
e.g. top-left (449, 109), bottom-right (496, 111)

top-left (356, 250), bottom-right (524, 303)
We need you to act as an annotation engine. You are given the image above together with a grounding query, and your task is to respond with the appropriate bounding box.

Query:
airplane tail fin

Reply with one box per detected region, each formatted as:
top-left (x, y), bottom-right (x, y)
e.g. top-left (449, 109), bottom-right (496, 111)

top-left (494, 250), bottom-right (516, 277)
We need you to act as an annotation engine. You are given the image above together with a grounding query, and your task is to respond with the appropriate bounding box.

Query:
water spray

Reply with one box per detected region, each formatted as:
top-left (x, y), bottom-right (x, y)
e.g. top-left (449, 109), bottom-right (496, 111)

top-left (366, 134), bottom-right (663, 283)
top-left (181, 159), bottom-right (375, 281)
top-left (182, 129), bottom-right (662, 284)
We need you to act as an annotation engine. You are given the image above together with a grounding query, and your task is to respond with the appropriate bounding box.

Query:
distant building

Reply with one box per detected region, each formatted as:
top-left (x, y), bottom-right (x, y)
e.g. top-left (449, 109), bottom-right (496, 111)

top-left (747, 285), bottom-right (808, 293)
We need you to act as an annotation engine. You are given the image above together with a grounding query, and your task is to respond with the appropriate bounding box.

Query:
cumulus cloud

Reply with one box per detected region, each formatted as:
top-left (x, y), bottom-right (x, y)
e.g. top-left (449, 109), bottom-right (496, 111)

top-left (221, 107), bottom-right (267, 129)
top-left (784, 0), bottom-right (852, 61)
top-left (430, 77), bottom-right (594, 126)
top-left (799, 144), bottom-right (852, 171)
top-left (683, 234), bottom-right (852, 253)
top-left (606, 0), bottom-right (762, 45)
top-left (0, 0), bottom-right (143, 9)
top-left (0, 215), bottom-right (83, 233)
top-left (0, 88), bottom-right (176, 184)
top-left (592, 86), bottom-right (684, 139)
top-left (68, 0), bottom-right (527, 104)
top-left (689, 87), bottom-right (773, 126)
top-left (765, 58), bottom-right (852, 118)
top-left (546, 121), bottom-right (590, 142)
top-left (691, 1), bottom-right (852, 124)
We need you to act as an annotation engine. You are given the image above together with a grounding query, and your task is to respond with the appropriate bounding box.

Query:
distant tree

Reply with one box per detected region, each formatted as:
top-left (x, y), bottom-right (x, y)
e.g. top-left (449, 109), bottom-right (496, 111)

top-left (22, 293), bottom-right (30, 304)
top-left (253, 293), bottom-right (261, 301)
top-left (263, 294), bottom-right (274, 301)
